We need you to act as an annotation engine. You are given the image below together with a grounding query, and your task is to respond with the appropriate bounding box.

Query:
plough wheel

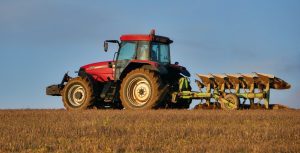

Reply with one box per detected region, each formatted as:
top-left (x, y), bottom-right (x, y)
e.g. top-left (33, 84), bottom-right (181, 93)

top-left (222, 94), bottom-right (240, 110)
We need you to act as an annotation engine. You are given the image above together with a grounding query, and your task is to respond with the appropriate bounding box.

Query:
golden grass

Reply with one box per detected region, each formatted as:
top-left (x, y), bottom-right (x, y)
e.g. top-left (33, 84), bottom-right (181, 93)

top-left (0, 109), bottom-right (299, 153)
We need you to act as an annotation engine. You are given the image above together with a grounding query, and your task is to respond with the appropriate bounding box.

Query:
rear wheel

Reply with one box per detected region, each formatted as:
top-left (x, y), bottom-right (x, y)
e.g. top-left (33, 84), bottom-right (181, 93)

top-left (62, 77), bottom-right (94, 110)
top-left (120, 68), bottom-right (163, 110)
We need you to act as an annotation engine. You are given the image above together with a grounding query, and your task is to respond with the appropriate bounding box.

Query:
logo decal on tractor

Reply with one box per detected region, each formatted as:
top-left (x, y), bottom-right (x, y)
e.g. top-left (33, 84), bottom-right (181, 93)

top-left (87, 65), bottom-right (108, 70)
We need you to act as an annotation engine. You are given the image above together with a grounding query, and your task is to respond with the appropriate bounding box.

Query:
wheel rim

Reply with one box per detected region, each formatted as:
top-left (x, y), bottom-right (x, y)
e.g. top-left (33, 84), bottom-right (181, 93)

top-left (127, 77), bottom-right (152, 106)
top-left (225, 96), bottom-right (237, 109)
top-left (67, 84), bottom-right (86, 107)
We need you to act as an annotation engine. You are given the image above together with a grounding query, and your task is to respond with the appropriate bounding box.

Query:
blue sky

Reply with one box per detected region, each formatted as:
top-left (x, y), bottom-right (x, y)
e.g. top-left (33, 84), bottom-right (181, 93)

top-left (0, 0), bottom-right (299, 109)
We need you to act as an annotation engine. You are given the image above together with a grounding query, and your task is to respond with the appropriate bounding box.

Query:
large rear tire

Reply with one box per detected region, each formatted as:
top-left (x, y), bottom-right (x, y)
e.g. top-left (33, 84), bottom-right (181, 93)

top-left (62, 77), bottom-right (94, 110)
top-left (120, 68), bottom-right (163, 110)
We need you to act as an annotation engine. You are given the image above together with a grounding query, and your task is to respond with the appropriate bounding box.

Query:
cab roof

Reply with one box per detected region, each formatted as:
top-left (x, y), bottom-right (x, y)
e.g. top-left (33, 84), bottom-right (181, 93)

top-left (120, 30), bottom-right (173, 44)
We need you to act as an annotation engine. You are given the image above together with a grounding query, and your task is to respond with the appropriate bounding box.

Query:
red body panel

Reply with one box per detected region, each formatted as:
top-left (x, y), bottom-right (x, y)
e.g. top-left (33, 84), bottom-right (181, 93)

top-left (81, 61), bottom-right (114, 82)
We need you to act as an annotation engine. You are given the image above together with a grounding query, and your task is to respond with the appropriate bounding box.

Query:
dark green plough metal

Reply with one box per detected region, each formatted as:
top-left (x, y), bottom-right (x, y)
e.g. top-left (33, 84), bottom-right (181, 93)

top-left (172, 73), bottom-right (291, 110)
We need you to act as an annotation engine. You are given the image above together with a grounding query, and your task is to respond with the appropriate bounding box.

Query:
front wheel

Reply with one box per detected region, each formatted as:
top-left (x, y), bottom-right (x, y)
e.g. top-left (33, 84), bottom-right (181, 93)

top-left (120, 68), bottom-right (164, 110)
top-left (62, 77), bottom-right (94, 110)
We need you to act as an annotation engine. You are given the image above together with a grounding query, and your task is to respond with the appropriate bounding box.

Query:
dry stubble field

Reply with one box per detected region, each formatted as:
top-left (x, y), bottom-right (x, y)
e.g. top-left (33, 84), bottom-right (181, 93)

top-left (0, 109), bottom-right (299, 153)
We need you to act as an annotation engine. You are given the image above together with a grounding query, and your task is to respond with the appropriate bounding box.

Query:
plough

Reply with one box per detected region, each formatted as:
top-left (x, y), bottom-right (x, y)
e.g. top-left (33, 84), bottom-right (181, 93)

top-left (172, 73), bottom-right (291, 110)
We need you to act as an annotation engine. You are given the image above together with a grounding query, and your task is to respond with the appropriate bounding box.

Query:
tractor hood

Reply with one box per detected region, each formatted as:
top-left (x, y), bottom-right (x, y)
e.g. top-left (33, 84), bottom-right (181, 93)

top-left (79, 61), bottom-right (114, 82)
top-left (81, 61), bottom-right (114, 71)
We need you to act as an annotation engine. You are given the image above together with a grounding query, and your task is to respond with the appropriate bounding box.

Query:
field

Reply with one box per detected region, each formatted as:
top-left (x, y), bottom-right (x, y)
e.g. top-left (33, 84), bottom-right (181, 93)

top-left (0, 109), bottom-right (299, 153)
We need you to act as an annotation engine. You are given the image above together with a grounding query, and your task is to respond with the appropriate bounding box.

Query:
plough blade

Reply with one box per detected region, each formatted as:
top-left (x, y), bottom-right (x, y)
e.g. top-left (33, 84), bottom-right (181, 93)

top-left (196, 72), bottom-right (291, 90)
top-left (255, 73), bottom-right (291, 89)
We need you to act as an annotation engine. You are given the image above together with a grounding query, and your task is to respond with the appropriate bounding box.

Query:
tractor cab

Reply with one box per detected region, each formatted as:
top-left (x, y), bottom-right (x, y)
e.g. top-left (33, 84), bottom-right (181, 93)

top-left (105, 30), bottom-right (172, 63)
top-left (118, 30), bottom-right (172, 64)
top-left (104, 30), bottom-right (174, 80)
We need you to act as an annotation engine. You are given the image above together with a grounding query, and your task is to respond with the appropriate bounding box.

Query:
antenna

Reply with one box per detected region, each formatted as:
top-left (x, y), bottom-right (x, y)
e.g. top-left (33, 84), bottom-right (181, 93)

top-left (150, 29), bottom-right (155, 35)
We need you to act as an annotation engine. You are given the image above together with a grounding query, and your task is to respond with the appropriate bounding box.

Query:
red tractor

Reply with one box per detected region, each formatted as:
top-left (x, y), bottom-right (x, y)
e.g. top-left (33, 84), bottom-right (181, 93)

top-left (46, 30), bottom-right (192, 110)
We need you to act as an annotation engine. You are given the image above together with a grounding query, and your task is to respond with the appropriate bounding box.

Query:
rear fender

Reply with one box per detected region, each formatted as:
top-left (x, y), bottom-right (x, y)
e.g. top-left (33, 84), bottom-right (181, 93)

top-left (168, 64), bottom-right (190, 77)
top-left (119, 63), bottom-right (152, 80)
top-left (119, 61), bottom-right (163, 80)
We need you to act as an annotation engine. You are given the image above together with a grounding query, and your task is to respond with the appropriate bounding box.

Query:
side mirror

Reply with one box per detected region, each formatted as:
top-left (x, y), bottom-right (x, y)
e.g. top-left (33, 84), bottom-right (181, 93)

top-left (104, 42), bottom-right (108, 52)
top-left (103, 40), bottom-right (120, 52)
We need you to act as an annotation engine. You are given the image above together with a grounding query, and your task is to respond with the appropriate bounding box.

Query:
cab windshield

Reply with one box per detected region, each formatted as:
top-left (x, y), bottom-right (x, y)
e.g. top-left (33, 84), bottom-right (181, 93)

top-left (151, 42), bottom-right (170, 64)
top-left (117, 41), bottom-right (170, 64)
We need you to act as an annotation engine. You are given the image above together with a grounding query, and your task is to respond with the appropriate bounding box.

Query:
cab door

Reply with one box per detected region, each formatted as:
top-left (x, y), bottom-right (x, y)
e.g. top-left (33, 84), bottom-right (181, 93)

top-left (115, 41), bottom-right (137, 80)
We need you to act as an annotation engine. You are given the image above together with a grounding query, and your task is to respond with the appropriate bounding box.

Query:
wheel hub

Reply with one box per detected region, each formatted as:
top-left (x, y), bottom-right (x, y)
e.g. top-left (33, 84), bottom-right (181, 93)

top-left (68, 84), bottom-right (86, 107)
top-left (138, 88), bottom-right (145, 96)
top-left (127, 77), bottom-right (152, 106)
top-left (134, 83), bottom-right (150, 100)
top-left (75, 92), bottom-right (83, 99)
